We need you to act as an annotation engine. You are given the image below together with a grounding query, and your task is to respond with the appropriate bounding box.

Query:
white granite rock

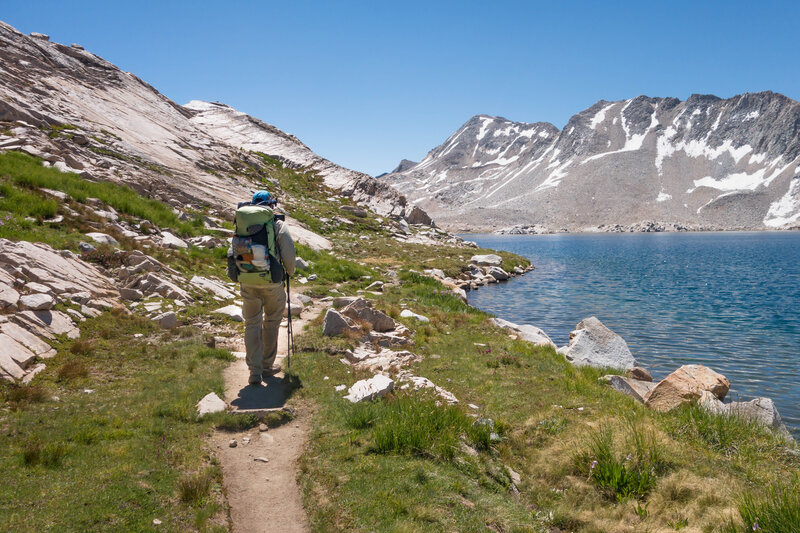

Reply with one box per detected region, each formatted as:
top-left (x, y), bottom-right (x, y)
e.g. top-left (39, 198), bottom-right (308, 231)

top-left (344, 374), bottom-right (394, 403)
top-left (400, 309), bottom-right (430, 323)
top-left (560, 317), bottom-right (635, 370)
top-left (19, 293), bottom-right (55, 311)
top-left (491, 317), bottom-right (555, 348)
top-left (213, 304), bottom-right (244, 322)
top-left (196, 392), bottom-right (227, 417)
top-left (160, 231), bottom-right (188, 249)
top-left (85, 232), bottom-right (120, 246)
top-left (470, 254), bottom-right (502, 267)
top-left (191, 275), bottom-right (236, 300)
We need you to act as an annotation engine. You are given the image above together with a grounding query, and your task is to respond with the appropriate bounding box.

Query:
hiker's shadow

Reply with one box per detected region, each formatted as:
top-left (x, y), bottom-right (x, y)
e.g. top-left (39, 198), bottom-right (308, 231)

top-left (230, 374), bottom-right (303, 410)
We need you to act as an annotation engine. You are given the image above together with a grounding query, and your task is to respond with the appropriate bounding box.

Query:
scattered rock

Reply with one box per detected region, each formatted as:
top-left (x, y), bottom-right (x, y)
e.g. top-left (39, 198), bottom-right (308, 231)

top-left (0, 322), bottom-right (56, 358)
top-left (78, 241), bottom-right (96, 253)
top-left (341, 205), bottom-right (368, 217)
top-left (644, 364), bottom-right (730, 412)
top-left (400, 309), bottom-right (429, 323)
top-left (187, 235), bottom-right (222, 248)
top-left (627, 367), bottom-right (653, 382)
top-left (191, 275), bottom-right (236, 300)
top-left (85, 232), bottom-right (119, 246)
top-left (119, 288), bottom-right (144, 301)
top-left (254, 457), bottom-right (269, 463)
top-left (486, 266), bottom-right (510, 281)
top-left (283, 302), bottom-right (303, 318)
top-left (405, 205), bottom-right (433, 226)
top-left (212, 304), bottom-right (243, 322)
top-left (196, 392), bottom-right (227, 417)
top-left (22, 363), bottom-right (46, 384)
top-left (343, 374), bottom-right (394, 403)
top-left (331, 296), bottom-right (359, 309)
top-left (470, 254), bottom-right (502, 267)
top-left (600, 375), bottom-right (657, 403)
top-left (345, 344), bottom-right (421, 371)
top-left (258, 423), bottom-right (268, 432)
top-left (295, 294), bottom-right (313, 306)
top-left (341, 298), bottom-right (396, 332)
top-left (322, 308), bottom-right (357, 337)
top-left (295, 257), bottom-right (309, 271)
top-left (728, 397), bottom-right (786, 431)
top-left (365, 280), bottom-right (384, 292)
top-left (397, 371), bottom-right (458, 404)
top-left (0, 347), bottom-right (25, 381)
top-left (13, 310), bottom-right (79, 340)
top-left (490, 318), bottom-right (555, 348)
top-left (559, 317), bottom-right (635, 370)
top-left (229, 439), bottom-right (237, 448)
top-left (160, 232), bottom-right (188, 249)
top-left (153, 311), bottom-right (178, 329)
top-left (19, 293), bottom-right (55, 311)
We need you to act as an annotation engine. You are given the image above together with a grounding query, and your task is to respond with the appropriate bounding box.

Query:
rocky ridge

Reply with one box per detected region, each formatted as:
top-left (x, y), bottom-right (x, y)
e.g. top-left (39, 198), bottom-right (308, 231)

top-left (0, 21), bottom-right (426, 225)
top-left (382, 94), bottom-right (800, 232)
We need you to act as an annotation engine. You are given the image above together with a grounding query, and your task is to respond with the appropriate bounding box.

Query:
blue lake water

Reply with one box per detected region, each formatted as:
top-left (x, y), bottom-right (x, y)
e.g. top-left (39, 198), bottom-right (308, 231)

top-left (463, 232), bottom-right (800, 435)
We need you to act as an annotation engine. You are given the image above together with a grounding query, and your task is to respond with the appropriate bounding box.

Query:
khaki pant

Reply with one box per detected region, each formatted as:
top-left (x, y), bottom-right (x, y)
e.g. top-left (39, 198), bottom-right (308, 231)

top-left (241, 283), bottom-right (286, 376)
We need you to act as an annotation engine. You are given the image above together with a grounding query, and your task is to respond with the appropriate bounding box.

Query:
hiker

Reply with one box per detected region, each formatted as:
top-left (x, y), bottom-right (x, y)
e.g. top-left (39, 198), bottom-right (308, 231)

top-left (226, 190), bottom-right (296, 386)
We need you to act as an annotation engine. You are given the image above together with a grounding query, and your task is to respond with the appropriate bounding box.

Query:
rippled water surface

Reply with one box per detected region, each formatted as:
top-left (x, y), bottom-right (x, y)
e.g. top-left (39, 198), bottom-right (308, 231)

top-left (463, 232), bottom-right (800, 435)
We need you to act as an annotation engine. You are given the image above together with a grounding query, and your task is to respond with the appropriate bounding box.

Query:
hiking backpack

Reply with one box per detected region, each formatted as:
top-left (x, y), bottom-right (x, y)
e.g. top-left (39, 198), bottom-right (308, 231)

top-left (231, 204), bottom-right (286, 285)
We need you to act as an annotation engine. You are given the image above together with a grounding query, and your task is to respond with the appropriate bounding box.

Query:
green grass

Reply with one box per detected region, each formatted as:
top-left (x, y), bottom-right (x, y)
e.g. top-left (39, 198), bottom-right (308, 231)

top-left (0, 311), bottom-right (229, 531)
top-left (574, 421), bottom-right (670, 501)
top-left (351, 395), bottom-right (495, 461)
top-left (0, 151), bottom-right (203, 237)
top-left (723, 485), bottom-right (800, 532)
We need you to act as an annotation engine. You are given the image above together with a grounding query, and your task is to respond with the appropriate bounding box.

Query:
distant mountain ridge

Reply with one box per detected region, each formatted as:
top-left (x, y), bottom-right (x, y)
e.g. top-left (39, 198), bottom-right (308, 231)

top-left (382, 92), bottom-right (800, 232)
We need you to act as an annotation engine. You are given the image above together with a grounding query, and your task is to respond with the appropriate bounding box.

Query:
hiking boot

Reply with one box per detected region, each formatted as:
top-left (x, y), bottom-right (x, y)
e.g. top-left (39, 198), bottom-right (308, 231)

top-left (262, 364), bottom-right (282, 378)
top-left (248, 374), bottom-right (261, 386)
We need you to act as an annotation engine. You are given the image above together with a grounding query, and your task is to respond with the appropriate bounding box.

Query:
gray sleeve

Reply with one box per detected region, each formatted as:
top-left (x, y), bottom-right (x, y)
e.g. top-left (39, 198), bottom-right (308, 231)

top-left (276, 220), bottom-right (296, 276)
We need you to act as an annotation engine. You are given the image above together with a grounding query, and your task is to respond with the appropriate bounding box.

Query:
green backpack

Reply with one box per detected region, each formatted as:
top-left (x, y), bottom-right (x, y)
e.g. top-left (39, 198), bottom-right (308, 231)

top-left (231, 205), bottom-right (285, 285)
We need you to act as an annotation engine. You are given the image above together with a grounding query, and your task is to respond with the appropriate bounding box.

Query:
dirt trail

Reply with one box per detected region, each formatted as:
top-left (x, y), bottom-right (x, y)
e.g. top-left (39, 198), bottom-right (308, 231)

top-left (212, 301), bottom-right (325, 533)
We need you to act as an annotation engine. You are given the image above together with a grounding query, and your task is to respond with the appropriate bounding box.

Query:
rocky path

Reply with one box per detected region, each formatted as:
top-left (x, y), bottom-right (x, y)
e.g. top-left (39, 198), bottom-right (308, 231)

top-left (212, 301), bottom-right (325, 533)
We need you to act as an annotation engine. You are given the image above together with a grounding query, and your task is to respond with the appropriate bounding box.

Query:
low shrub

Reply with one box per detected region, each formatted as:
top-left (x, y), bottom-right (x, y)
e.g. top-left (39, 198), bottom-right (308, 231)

top-left (4, 385), bottom-right (48, 410)
top-left (575, 421), bottom-right (670, 501)
top-left (57, 360), bottom-right (89, 381)
top-left (21, 438), bottom-right (70, 468)
top-left (178, 469), bottom-right (213, 505)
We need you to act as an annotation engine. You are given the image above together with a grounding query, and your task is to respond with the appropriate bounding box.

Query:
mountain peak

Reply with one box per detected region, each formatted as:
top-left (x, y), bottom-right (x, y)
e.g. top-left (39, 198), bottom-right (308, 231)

top-left (383, 92), bottom-right (800, 232)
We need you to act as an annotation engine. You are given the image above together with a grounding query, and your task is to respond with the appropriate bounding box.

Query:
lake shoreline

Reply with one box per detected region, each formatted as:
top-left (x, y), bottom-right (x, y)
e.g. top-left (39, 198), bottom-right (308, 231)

top-left (461, 231), bottom-right (800, 437)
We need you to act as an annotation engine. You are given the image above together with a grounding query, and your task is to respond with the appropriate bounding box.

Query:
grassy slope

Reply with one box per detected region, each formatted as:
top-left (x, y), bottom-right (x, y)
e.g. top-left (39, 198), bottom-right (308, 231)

top-left (1, 150), bottom-right (798, 532)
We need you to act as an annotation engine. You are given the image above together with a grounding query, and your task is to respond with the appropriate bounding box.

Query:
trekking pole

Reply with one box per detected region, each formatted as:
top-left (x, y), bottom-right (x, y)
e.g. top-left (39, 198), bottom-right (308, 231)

top-left (285, 273), bottom-right (294, 368)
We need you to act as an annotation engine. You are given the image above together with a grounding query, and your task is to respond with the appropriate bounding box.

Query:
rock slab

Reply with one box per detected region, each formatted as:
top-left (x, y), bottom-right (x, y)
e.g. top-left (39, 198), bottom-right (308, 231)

top-left (491, 317), bottom-right (555, 348)
top-left (344, 374), bottom-right (394, 403)
top-left (560, 317), bottom-right (635, 370)
top-left (600, 375), bottom-right (657, 403)
top-left (644, 364), bottom-right (730, 412)
top-left (322, 309), bottom-right (357, 337)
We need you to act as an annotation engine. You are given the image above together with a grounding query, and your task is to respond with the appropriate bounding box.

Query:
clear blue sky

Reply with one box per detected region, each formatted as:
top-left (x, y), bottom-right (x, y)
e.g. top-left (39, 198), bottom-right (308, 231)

top-left (4, 1), bottom-right (799, 176)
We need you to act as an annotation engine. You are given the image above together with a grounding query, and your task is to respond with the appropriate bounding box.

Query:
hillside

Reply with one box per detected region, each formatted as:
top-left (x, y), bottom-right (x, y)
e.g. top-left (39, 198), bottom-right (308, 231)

top-left (382, 93), bottom-right (800, 232)
top-left (0, 21), bottom-right (420, 224)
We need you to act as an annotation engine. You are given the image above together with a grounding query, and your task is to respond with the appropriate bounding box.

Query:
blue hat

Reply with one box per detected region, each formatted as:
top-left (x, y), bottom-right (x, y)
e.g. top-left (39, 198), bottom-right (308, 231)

top-left (252, 190), bottom-right (277, 206)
